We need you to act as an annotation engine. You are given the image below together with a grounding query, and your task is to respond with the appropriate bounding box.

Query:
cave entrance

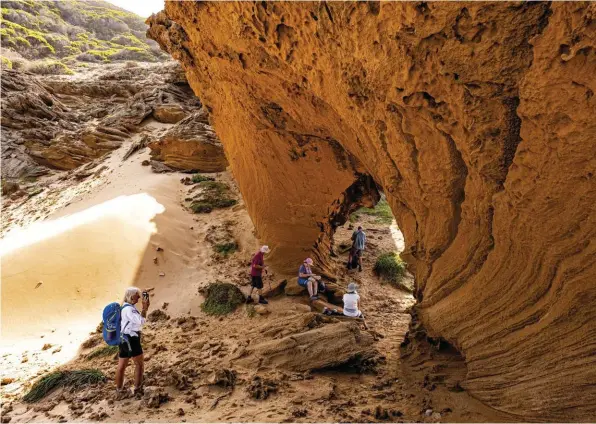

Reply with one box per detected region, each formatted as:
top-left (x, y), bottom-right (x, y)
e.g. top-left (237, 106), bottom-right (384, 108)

top-left (330, 185), bottom-right (414, 295)
top-left (317, 174), bottom-right (416, 328)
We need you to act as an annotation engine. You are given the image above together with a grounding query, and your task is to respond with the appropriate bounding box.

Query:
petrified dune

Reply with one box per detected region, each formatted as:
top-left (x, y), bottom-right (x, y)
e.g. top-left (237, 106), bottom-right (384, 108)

top-left (148, 2), bottom-right (596, 420)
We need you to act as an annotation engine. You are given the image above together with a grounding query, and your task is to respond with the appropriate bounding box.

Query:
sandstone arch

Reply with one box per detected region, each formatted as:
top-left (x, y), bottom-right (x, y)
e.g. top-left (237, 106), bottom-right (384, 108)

top-left (148, 2), bottom-right (596, 420)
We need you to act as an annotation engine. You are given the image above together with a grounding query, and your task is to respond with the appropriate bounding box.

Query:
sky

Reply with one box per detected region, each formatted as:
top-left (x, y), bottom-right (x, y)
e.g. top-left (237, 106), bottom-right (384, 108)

top-left (106, 0), bottom-right (164, 18)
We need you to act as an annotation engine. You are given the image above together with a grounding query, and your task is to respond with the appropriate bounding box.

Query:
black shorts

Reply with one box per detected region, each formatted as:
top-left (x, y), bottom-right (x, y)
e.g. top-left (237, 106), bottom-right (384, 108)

top-left (119, 334), bottom-right (143, 358)
top-left (251, 276), bottom-right (263, 289)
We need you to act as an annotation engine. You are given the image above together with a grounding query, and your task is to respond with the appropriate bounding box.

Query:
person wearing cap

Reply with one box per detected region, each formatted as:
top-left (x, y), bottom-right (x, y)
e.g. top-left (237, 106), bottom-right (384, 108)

top-left (247, 245), bottom-right (270, 304)
top-left (343, 282), bottom-right (363, 318)
top-left (298, 257), bottom-right (321, 300)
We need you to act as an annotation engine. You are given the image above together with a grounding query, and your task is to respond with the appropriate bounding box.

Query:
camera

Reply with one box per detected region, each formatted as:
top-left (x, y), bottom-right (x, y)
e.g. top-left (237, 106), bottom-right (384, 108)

top-left (142, 291), bottom-right (149, 301)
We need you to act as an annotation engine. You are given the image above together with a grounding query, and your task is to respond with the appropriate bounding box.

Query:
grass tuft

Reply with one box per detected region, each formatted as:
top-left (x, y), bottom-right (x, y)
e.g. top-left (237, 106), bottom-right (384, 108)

top-left (85, 345), bottom-right (118, 360)
top-left (23, 369), bottom-right (106, 403)
top-left (374, 252), bottom-right (407, 289)
top-left (201, 282), bottom-right (244, 316)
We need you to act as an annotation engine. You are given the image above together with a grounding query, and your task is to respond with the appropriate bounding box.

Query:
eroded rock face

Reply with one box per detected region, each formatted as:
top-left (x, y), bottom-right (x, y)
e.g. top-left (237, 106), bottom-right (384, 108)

top-left (1, 62), bottom-right (200, 179)
top-left (148, 2), bottom-right (596, 420)
top-left (148, 109), bottom-right (229, 172)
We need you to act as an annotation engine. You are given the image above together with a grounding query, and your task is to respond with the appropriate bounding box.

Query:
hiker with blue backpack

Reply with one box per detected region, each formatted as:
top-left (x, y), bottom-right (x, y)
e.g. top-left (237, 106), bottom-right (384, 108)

top-left (103, 287), bottom-right (150, 398)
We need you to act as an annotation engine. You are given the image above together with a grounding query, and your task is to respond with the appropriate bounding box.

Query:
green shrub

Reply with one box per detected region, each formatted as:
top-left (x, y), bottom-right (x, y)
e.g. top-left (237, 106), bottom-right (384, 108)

top-left (1, 56), bottom-right (12, 69)
top-left (350, 199), bottom-right (393, 225)
top-left (201, 282), bottom-right (244, 316)
top-left (27, 59), bottom-right (73, 75)
top-left (191, 174), bottom-right (215, 183)
top-left (374, 252), bottom-right (408, 290)
top-left (246, 304), bottom-right (256, 318)
top-left (23, 369), bottom-right (105, 403)
top-left (189, 181), bottom-right (237, 214)
top-left (85, 345), bottom-right (118, 360)
top-left (214, 242), bottom-right (238, 257)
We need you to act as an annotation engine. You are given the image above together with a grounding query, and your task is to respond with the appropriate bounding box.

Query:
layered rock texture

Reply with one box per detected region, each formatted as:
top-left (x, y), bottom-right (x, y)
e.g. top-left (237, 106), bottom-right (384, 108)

top-left (148, 2), bottom-right (596, 420)
top-left (148, 109), bottom-right (229, 172)
top-left (1, 62), bottom-right (201, 179)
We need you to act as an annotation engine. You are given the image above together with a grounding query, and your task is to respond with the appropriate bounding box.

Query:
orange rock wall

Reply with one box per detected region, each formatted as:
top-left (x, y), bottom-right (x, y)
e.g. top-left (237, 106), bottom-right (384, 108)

top-left (148, 2), bottom-right (596, 420)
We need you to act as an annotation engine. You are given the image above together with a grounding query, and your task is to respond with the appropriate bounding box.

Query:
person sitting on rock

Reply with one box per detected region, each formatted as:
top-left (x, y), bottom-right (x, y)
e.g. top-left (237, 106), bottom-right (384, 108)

top-left (298, 257), bottom-right (321, 301)
top-left (116, 287), bottom-right (150, 398)
top-left (247, 245), bottom-right (270, 304)
top-left (343, 282), bottom-right (363, 318)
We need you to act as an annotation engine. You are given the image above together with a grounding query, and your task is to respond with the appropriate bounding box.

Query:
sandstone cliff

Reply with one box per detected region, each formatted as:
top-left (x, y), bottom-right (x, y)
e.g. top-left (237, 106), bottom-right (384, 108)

top-left (148, 2), bottom-right (596, 420)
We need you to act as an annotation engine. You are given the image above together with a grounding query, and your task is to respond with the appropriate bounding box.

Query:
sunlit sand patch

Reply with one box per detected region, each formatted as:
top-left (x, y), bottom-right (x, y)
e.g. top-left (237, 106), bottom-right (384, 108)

top-left (0, 193), bottom-right (164, 371)
top-left (390, 219), bottom-right (405, 253)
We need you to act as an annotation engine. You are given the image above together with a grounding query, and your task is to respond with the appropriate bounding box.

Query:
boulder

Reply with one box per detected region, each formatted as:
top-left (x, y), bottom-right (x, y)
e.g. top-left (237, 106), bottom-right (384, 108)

top-left (284, 282), bottom-right (306, 296)
top-left (148, 110), bottom-right (228, 172)
top-left (152, 104), bottom-right (187, 123)
top-left (244, 321), bottom-right (376, 372)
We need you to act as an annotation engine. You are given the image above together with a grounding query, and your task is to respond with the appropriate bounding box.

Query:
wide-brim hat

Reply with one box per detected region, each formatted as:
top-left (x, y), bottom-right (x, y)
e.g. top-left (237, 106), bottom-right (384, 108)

top-left (347, 282), bottom-right (357, 293)
top-left (260, 245), bottom-right (270, 253)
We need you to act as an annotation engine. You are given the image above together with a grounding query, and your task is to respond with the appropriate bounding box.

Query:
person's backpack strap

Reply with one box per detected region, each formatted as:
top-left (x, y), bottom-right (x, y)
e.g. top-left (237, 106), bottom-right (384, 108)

top-left (120, 304), bottom-right (133, 342)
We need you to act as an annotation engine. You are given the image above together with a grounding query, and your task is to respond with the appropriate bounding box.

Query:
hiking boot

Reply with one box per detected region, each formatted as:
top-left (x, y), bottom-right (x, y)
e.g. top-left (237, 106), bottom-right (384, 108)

top-left (347, 262), bottom-right (352, 270)
top-left (246, 296), bottom-right (254, 304)
top-left (310, 295), bottom-right (319, 301)
top-left (358, 264), bottom-right (362, 272)
top-left (258, 296), bottom-right (268, 304)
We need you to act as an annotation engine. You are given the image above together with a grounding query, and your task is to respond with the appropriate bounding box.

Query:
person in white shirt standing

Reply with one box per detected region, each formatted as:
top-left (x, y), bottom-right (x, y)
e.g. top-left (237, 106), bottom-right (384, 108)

top-left (343, 282), bottom-right (363, 318)
top-left (116, 287), bottom-right (150, 397)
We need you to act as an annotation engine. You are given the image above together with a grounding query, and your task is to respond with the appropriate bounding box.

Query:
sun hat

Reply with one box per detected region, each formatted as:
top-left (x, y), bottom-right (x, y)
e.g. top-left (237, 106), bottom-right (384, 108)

top-left (260, 245), bottom-right (270, 253)
top-left (347, 282), bottom-right (357, 293)
top-left (305, 258), bottom-right (314, 265)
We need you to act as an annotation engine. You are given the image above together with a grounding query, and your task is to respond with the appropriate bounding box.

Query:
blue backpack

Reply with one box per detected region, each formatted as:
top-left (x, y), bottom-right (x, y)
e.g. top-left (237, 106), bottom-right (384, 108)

top-left (102, 302), bottom-right (132, 346)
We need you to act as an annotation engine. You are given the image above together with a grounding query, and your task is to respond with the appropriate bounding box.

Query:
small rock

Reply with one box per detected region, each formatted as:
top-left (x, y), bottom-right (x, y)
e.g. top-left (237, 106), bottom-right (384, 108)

top-left (1, 378), bottom-right (15, 385)
top-left (254, 305), bottom-right (270, 315)
top-left (156, 246), bottom-right (164, 252)
top-left (42, 343), bottom-right (52, 351)
top-left (425, 409), bottom-right (433, 417)
top-left (177, 408), bottom-right (185, 416)
top-left (153, 257), bottom-right (158, 264)
top-left (1, 416), bottom-right (11, 423)
top-left (159, 272), bottom-right (165, 277)
top-left (141, 160), bottom-right (150, 166)
top-left (292, 304), bottom-right (312, 313)
top-left (432, 412), bottom-right (442, 420)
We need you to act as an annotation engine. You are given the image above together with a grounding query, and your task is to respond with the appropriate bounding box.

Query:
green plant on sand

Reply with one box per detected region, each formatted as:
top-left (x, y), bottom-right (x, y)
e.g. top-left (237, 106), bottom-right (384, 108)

top-left (201, 282), bottom-right (244, 316)
top-left (23, 369), bottom-right (106, 403)
top-left (214, 242), bottom-right (238, 257)
top-left (373, 252), bottom-right (410, 291)
top-left (191, 173), bottom-right (215, 183)
top-left (85, 345), bottom-right (118, 360)
top-left (190, 181), bottom-right (237, 213)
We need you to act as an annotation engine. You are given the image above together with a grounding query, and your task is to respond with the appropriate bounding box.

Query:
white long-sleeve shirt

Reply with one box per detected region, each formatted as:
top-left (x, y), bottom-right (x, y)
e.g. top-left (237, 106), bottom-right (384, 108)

top-left (121, 303), bottom-right (145, 337)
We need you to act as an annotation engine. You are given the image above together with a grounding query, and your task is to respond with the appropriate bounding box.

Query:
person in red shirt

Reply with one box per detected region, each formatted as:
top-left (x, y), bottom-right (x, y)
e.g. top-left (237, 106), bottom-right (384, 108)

top-left (247, 245), bottom-right (270, 304)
